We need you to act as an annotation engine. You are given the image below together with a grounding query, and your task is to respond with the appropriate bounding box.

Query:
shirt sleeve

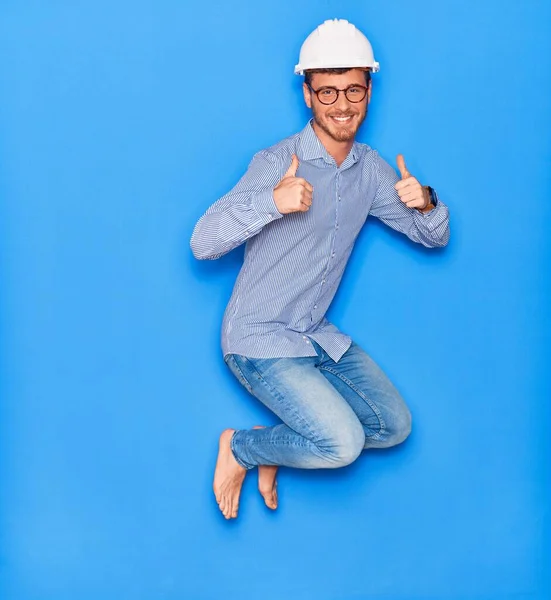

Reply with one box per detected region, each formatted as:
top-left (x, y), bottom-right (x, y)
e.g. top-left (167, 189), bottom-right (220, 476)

top-left (369, 154), bottom-right (450, 248)
top-left (190, 150), bottom-right (284, 260)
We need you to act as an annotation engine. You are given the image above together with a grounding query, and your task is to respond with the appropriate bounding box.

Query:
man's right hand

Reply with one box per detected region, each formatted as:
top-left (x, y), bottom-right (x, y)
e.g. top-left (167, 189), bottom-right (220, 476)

top-left (273, 155), bottom-right (313, 214)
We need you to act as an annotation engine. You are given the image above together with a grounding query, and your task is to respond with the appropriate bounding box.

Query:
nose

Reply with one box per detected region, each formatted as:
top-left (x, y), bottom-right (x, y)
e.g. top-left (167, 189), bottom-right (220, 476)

top-left (335, 89), bottom-right (351, 111)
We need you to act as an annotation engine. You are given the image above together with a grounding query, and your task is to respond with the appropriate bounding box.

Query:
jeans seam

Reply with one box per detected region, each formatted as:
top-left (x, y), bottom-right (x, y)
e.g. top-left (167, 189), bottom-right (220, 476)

top-left (227, 355), bottom-right (254, 395)
top-left (319, 365), bottom-right (386, 440)
top-left (230, 431), bottom-right (255, 470)
top-left (248, 436), bottom-right (311, 446)
top-left (241, 357), bottom-right (320, 442)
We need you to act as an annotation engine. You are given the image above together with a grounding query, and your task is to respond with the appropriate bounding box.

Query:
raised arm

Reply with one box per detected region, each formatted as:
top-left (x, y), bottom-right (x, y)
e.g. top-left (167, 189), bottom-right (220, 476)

top-left (191, 151), bottom-right (312, 260)
top-left (369, 153), bottom-right (450, 248)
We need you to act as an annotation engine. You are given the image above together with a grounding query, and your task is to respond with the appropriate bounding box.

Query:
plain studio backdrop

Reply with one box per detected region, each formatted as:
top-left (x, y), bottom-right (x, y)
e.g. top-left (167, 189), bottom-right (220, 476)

top-left (1, 1), bottom-right (550, 599)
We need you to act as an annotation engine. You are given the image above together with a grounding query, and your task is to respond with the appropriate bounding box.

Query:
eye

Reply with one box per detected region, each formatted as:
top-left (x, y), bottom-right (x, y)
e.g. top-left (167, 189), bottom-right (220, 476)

top-left (348, 87), bottom-right (363, 94)
top-left (319, 89), bottom-right (335, 96)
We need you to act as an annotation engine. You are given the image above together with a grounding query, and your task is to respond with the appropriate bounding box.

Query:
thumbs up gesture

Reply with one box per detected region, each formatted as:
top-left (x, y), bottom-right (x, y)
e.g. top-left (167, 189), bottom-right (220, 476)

top-left (273, 154), bottom-right (313, 214)
top-left (394, 155), bottom-right (432, 211)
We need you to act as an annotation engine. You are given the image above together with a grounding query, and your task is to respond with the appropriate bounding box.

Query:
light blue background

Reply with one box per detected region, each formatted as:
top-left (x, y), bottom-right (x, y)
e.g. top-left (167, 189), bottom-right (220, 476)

top-left (1, 1), bottom-right (550, 599)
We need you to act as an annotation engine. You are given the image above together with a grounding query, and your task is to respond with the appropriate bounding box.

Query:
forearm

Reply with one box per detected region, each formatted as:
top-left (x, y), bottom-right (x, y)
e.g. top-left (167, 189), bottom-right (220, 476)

top-left (190, 150), bottom-right (284, 260)
top-left (370, 187), bottom-right (449, 248)
top-left (371, 156), bottom-right (450, 248)
top-left (190, 189), bottom-right (281, 260)
top-left (410, 198), bottom-right (450, 247)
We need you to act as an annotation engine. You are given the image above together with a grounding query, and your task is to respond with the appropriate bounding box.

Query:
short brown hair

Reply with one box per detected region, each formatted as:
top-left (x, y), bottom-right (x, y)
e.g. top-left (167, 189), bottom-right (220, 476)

top-left (304, 68), bottom-right (371, 87)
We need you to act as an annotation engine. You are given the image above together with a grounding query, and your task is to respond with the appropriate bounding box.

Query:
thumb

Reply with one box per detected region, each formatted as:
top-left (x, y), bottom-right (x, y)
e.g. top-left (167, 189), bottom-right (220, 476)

top-left (396, 154), bottom-right (410, 180)
top-left (283, 154), bottom-right (299, 179)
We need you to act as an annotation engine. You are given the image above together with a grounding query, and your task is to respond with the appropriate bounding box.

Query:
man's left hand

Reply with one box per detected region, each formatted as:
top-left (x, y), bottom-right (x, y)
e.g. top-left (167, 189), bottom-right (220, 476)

top-left (394, 155), bottom-right (433, 213)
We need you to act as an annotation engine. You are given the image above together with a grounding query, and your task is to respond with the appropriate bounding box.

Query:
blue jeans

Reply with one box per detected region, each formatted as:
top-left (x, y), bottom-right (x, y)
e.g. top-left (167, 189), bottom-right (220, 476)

top-left (224, 341), bottom-right (412, 469)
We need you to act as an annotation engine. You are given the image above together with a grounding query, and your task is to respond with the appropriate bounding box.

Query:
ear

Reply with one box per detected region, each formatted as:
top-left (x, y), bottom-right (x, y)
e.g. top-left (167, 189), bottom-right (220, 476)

top-left (303, 82), bottom-right (312, 109)
top-left (367, 80), bottom-right (372, 104)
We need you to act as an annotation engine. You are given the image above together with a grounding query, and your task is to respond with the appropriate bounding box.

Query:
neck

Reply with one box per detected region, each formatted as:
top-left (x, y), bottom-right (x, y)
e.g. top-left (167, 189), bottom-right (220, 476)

top-left (312, 120), bottom-right (354, 167)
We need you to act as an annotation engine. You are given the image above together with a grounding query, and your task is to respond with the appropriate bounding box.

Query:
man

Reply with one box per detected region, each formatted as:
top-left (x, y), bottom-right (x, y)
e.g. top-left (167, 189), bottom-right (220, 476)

top-left (191, 19), bottom-right (450, 520)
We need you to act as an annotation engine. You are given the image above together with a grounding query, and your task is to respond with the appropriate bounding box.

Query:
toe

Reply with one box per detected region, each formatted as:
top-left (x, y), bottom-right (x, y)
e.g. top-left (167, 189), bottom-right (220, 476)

top-left (230, 495), bottom-right (239, 519)
top-left (223, 496), bottom-right (233, 519)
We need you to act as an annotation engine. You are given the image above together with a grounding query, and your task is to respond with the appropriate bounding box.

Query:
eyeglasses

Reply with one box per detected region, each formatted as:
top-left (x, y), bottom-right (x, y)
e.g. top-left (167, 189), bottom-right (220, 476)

top-left (308, 84), bottom-right (369, 105)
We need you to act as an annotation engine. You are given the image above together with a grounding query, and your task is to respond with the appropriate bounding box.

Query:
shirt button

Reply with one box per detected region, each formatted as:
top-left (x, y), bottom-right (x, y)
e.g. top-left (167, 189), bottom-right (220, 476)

top-left (314, 305), bottom-right (317, 309)
top-left (321, 280), bottom-right (326, 284)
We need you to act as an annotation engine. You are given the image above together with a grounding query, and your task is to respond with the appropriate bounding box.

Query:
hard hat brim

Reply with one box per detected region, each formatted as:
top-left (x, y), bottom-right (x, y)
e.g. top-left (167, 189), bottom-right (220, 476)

top-left (294, 60), bottom-right (380, 75)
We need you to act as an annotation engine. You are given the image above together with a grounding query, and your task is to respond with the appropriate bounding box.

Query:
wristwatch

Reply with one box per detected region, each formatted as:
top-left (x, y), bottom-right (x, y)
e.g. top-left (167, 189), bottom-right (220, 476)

top-left (425, 185), bottom-right (438, 208)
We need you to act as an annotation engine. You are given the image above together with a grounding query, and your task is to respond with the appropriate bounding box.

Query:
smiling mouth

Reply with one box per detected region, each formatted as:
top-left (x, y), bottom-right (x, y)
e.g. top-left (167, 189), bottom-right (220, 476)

top-left (330, 115), bottom-right (354, 124)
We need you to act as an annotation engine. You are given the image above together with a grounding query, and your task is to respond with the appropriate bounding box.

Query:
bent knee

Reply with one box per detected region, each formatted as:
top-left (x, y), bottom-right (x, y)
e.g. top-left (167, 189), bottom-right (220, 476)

top-left (394, 408), bottom-right (412, 444)
top-left (383, 406), bottom-right (412, 447)
top-left (318, 422), bottom-right (365, 468)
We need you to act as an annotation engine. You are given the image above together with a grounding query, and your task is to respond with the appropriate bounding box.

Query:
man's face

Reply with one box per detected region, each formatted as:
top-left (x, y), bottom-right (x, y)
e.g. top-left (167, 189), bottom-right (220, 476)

top-left (303, 68), bottom-right (372, 143)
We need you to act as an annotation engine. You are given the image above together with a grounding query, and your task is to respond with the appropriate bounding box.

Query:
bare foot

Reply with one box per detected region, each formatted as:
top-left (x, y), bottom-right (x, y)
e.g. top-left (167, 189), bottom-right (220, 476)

top-left (213, 429), bottom-right (247, 519)
top-left (253, 426), bottom-right (278, 510)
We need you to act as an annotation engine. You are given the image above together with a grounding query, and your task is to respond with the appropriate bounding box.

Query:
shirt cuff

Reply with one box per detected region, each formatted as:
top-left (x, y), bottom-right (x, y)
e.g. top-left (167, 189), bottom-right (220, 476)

top-left (252, 189), bottom-right (283, 223)
top-left (413, 199), bottom-right (449, 235)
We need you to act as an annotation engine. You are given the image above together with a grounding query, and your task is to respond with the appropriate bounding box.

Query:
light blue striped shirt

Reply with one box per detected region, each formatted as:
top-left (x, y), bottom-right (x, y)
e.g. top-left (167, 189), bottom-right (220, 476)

top-left (191, 121), bottom-right (449, 361)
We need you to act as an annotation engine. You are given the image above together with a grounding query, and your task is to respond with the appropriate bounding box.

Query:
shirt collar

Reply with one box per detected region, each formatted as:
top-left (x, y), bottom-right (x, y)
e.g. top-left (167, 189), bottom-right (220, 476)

top-left (298, 119), bottom-right (361, 166)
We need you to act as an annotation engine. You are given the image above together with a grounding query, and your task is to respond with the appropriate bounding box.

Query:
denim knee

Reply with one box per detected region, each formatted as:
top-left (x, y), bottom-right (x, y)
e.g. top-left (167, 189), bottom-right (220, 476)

top-left (320, 421), bottom-right (365, 467)
top-left (382, 405), bottom-right (412, 447)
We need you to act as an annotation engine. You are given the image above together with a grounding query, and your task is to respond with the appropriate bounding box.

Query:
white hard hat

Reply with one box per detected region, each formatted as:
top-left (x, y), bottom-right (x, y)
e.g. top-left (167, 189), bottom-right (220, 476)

top-left (294, 19), bottom-right (380, 75)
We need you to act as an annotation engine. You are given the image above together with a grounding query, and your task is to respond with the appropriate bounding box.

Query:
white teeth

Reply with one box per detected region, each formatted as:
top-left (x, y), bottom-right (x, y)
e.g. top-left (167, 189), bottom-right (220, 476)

top-left (333, 116), bottom-right (351, 122)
